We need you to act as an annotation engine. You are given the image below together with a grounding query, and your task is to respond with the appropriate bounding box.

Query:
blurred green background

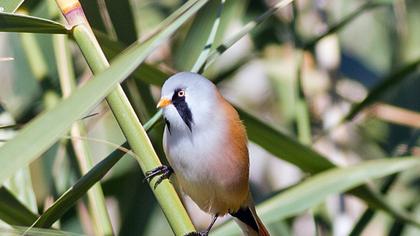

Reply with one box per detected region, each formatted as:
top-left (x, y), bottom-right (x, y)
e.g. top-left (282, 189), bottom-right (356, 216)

top-left (0, 0), bottom-right (420, 235)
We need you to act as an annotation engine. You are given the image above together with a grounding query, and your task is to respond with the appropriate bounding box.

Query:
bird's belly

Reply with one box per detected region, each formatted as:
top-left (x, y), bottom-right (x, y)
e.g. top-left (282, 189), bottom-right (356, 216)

top-left (175, 164), bottom-right (247, 215)
top-left (164, 131), bottom-right (248, 214)
top-left (177, 174), bottom-right (243, 215)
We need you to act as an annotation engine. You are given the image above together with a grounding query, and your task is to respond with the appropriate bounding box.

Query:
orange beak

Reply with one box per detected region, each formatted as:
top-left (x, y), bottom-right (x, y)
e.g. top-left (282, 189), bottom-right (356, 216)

top-left (157, 98), bottom-right (171, 108)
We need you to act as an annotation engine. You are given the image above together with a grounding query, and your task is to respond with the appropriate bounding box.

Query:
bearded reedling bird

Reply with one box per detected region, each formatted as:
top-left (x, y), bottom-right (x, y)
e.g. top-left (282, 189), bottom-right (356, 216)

top-left (145, 72), bottom-right (270, 236)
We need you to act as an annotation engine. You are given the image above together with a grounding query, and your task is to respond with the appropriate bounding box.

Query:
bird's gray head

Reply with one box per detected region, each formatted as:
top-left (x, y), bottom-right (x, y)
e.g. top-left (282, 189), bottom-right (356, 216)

top-left (157, 72), bottom-right (219, 133)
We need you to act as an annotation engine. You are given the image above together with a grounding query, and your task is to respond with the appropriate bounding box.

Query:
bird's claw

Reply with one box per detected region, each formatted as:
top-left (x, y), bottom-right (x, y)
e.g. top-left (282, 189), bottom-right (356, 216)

top-left (184, 231), bottom-right (209, 236)
top-left (144, 165), bottom-right (173, 189)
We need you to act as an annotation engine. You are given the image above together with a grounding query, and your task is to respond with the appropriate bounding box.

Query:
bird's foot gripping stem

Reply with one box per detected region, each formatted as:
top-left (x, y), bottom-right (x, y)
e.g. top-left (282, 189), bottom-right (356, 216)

top-left (184, 231), bottom-right (209, 236)
top-left (184, 214), bottom-right (218, 236)
top-left (144, 165), bottom-right (173, 189)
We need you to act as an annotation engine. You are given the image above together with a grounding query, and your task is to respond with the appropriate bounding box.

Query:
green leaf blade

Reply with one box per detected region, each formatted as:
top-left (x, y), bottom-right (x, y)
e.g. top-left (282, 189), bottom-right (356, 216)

top-left (0, 0), bottom-right (25, 13)
top-left (0, 0), bottom-right (207, 187)
top-left (174, 0), bottom-right (224, 71)
top-left (238, 109), bottom-right (335, 173)
top-left (0, 12), bottom-right (68, 34)
top-left (213, 157), bottom-right (420, 235)
top-left (0, 187), bottom-right (38, 226)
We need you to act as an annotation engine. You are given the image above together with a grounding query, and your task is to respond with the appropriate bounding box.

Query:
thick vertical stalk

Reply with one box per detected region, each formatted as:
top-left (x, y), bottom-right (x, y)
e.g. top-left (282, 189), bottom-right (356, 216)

top-left (290, 1), bottom-right (311, 145)
top-left (53, 34), bottom-right (114, 236)
top-left (19, 35), bottom-right (48, 82)
top-left (53, 0), bottom-right (196, 235)
top-left (294, 52), bottom-right (312, 145)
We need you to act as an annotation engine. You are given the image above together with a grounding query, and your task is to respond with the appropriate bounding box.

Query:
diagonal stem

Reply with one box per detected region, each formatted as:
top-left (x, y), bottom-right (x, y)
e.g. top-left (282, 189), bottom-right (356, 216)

top-left (52, 0), bottom-right (202, 235)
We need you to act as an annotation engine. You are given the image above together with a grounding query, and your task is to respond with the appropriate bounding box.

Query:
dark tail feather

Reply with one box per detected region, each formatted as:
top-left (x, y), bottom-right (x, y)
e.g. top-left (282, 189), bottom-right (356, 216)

top-left (254, 212), bottom-right (270, 236)
top-left (230, 206), bottom-right (270, 236)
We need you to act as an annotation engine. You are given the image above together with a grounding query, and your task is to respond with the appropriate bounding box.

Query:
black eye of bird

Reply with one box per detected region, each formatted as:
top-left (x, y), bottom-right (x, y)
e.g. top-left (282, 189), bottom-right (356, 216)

top-left (172, 88), bottom-right (186, 101)
top-left (177, 90), bottom-right (185, 97)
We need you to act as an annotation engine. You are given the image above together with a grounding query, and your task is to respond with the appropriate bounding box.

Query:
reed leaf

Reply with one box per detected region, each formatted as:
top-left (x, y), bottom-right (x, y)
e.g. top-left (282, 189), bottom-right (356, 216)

top-left (344, 58), bottom-right (420, 121)
top-left (0, 225), bottom-right (83, 236)
top-left (174, 0), bottom-right (225, 72)
top-left (0, 0), bottom-right (206, 199)
top-left (33, 116), bottom-right (157, 228)
top-left (0, 0), bottom-right (25, 13)
top-left (0, 12), bottom-right (68, 34)
top-left (0, 187), bottom-right (38, 226)
top-left (213, 157), bottom-right (420, 235)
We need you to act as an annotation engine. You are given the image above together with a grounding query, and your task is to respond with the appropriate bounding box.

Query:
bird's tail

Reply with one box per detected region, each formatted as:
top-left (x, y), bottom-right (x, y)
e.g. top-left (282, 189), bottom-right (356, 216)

top-left (230, 196), bottom-right (270, 236)
top-left (254, 212), bottom-right (270, 236)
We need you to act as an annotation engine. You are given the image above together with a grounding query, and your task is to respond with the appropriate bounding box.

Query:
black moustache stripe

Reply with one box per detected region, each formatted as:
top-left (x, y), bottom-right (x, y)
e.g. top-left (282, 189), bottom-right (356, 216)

top-left (173, 100), bottom-right (193, 131)
top-left (172, 89), bottom-right (193, 131)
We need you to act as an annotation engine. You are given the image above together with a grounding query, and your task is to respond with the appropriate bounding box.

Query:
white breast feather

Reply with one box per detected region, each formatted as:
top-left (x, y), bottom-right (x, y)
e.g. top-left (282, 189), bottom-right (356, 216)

top-left (163, 108), bottom-right (242, 214)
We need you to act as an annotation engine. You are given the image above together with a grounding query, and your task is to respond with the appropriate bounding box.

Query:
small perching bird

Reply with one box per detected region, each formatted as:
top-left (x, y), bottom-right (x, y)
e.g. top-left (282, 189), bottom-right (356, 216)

top-left (146, 72), bottom-right (269, 236)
